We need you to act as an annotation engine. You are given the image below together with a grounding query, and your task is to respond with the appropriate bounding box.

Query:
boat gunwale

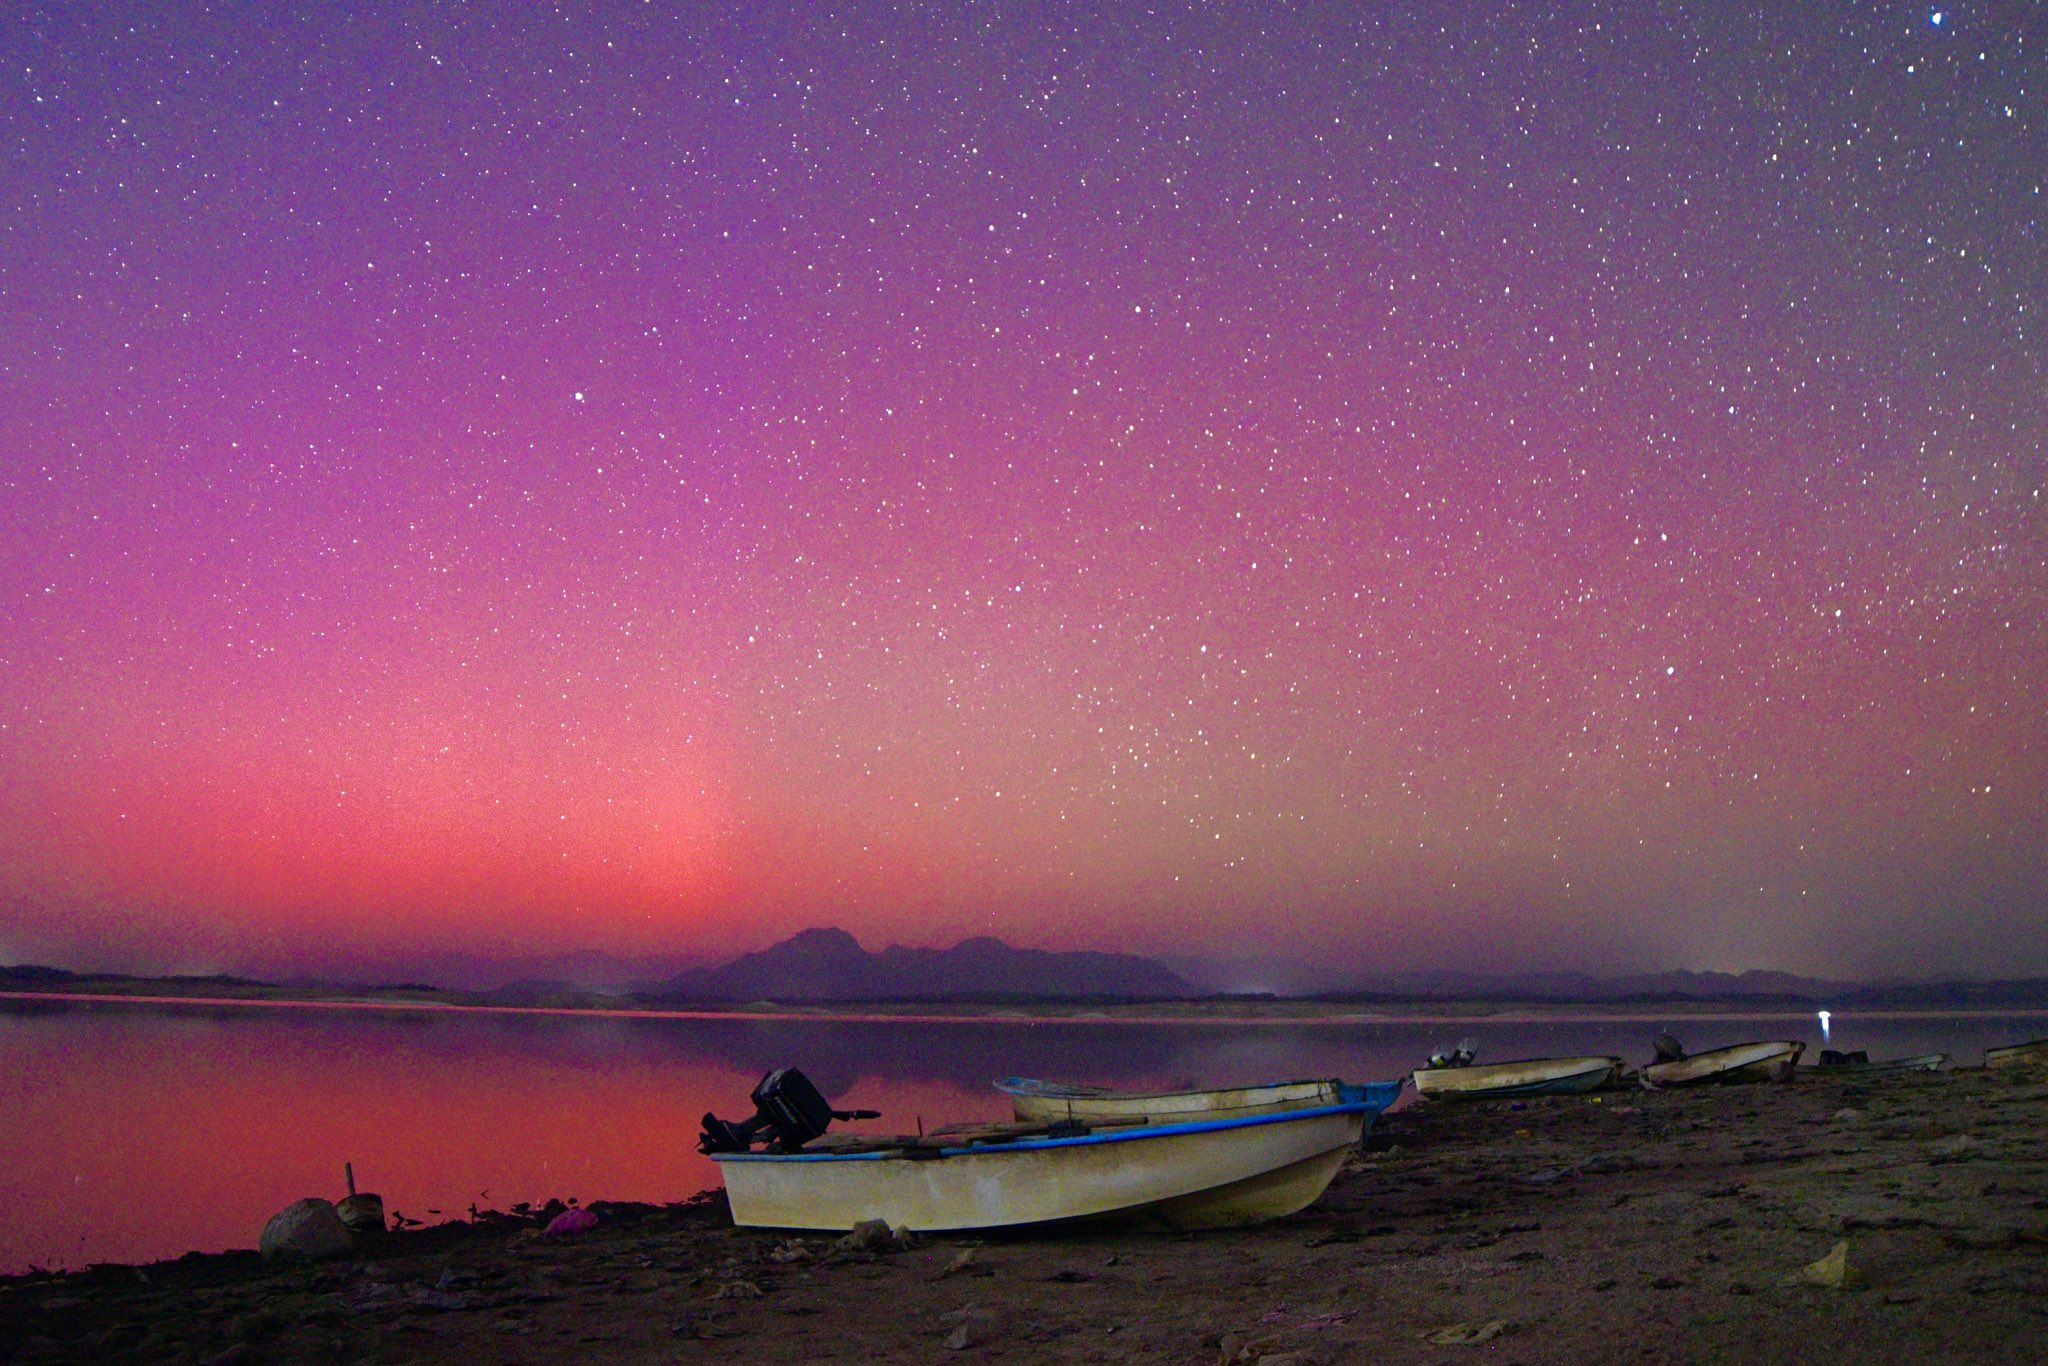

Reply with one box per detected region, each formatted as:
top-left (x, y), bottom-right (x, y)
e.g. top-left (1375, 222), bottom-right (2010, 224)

top-left (1985, 1037), bottom-right (2048, 1057)
top-left (711, 1100), bottom-right (1376, 1163)
top-left (1414, 1053), bottom-right (1621, 1076)
top-left (1641, 1039), bottom-right (1803, 1084)
top-left (994, 1074), bottom-right (1342, 1101)
top-left (1651, 1039), bottom-right (1800, 1061)
top-left (1819, 1052), bottom-right (1949, 1071)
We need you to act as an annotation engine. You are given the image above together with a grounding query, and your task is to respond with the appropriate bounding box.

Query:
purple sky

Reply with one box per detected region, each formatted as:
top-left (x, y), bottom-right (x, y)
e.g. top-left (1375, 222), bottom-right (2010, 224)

top-left (1, 1), bottom-right (2042, 982)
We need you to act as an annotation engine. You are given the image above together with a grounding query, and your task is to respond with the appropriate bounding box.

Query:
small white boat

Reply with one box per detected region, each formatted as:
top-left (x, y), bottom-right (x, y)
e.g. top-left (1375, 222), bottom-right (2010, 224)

top-left (998, 1076), bottom-right (1398, 1123)
top-left (1818, 1051), bottom-right (1949, 1074)
top-left (1413, 1055), bottom-right (1623, 1101)
top-left (1641, 1040), bottom-right (1803, 1087)
top-left (712, 1101), bottom-right (1379, 1233)
top-left (1985, 1037), bottom-right (2048, 1069)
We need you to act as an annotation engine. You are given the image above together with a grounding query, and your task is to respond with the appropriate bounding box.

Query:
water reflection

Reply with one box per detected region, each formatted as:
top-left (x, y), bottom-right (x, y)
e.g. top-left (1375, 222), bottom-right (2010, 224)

top-left (1, 996), bottom-right (2038, 1272)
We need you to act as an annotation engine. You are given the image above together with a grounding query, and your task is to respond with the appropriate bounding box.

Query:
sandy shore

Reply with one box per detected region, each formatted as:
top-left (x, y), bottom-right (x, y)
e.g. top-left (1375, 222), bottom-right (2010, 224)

top-left (4, 1066), bottom-right (2043, 1364)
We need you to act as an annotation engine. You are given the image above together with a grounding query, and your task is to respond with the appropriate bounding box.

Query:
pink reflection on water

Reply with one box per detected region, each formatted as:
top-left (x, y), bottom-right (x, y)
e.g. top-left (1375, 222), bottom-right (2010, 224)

top-left (0, 1001), bottom-right (1003, 1273)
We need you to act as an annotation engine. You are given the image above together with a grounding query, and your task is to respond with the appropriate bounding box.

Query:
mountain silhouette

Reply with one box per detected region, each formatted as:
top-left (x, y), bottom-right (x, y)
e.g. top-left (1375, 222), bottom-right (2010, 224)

top-left (655, 928), bottom-right (1190, 1003)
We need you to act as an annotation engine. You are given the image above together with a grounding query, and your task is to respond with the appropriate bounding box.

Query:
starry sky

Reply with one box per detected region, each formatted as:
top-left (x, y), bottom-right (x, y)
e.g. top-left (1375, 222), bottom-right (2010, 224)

top-left (1, 1), bottom-right (2042, 983)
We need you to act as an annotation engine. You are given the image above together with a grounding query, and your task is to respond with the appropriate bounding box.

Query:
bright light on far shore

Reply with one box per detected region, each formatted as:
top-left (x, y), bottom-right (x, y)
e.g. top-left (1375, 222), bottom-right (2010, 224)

top-left (1818, 1009), bottom-right (1832, 1039)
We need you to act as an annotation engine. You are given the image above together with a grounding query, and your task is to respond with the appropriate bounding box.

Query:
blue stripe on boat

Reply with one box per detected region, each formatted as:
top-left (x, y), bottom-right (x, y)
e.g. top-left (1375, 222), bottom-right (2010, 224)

top-left (715, 1083), bottom-right (1405, 1164)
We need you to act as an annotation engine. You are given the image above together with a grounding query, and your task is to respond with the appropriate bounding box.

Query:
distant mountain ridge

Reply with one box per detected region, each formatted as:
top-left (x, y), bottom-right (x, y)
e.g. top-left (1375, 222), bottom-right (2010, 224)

top-left (1335, 967), bottom-right (1855, 1001)
top-left (653, 927), bottom-right (1192, 1003)
top-left (1321, 968), bottom-right (2048, 1009)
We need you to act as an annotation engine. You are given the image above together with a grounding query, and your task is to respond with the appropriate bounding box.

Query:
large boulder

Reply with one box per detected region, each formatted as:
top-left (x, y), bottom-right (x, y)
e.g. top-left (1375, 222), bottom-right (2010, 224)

top-left (259, 1198), bottom-right (352, 1261)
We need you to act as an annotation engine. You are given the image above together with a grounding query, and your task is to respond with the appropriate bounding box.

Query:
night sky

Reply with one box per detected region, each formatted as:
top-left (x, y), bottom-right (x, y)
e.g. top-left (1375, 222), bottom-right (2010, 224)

top-left (2, 2), bottom-right (2041, 983)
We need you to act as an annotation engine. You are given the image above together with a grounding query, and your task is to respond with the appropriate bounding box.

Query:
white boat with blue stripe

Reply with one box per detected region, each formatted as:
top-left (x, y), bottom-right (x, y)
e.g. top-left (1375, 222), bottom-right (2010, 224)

top-left (708, 1079), bottom-right (1396, 1233)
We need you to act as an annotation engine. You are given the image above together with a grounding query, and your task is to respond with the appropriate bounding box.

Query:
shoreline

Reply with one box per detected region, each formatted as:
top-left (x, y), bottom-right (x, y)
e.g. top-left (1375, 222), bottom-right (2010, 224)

top-left (5, 1066), bottom-right (2044, 1363)
top-left (9, 988), bottom-right (2048, 1030)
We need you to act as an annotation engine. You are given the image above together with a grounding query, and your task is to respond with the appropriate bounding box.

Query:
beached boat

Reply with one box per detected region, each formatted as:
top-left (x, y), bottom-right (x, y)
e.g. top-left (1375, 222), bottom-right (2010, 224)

top-left (1412, 1055), bottom-right (1624, 1101)
top-left (712, 1101), bottom-right (1383, 1233)
top-left (1985, 1037), bottom-right (2048, 1069)
top-left (998, 1076), bottom-right (1399, 1123)
top-left (1817, 1050), bottom-right (1949, 1074)
top-left (1640, 1040), bottom-right (1803, 1087)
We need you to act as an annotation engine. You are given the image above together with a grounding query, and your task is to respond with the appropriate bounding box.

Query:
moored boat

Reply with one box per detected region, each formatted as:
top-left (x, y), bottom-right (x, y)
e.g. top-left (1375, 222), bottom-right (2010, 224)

top-left (1641, 1040), bottom-right (1803, 1087)
top-left (713, 1102), bottom-right (1382, 1232)
top-left (1412, 1055), bottom-right (1623, 1101)
top-left (998, 1076), bottom-right (1399, 1124)
top-left (1985, 1037), bottom-right (2048, 1069)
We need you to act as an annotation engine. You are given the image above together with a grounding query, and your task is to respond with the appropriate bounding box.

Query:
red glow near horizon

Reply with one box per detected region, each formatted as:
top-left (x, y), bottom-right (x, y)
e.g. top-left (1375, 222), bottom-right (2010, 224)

top-left (0, 1004), bottom-right (1012, 1272)
top-left (2, 2), bottom-right (2044, 982)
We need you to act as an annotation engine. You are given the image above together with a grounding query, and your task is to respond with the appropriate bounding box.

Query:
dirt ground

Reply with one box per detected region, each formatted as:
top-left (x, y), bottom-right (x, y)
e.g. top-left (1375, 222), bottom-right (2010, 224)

top-left (4, 1066), bottom-right (2044, 1365)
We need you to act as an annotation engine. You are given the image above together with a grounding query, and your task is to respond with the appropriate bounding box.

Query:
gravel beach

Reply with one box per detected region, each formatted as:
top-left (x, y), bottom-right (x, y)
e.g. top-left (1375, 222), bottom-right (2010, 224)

top-left (4, 1065), bottom-right (2043, 1365)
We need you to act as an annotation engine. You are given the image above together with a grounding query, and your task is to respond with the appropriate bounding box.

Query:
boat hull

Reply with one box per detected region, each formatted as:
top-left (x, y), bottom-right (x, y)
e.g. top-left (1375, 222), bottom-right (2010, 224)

top-left (1642, 1041), bottom-right (1803, 1087)
top-left (1821, 1053), bottom-right (1949, 1075)
top-left (999, 1076), bottom-right (1396, 1124)
top-left (713, 1104), bottom-right (1370, 1233)
top-left (1985, 1038), bottom-right (2048, 1069)
top-left (1412, 1056), bottom-right (1622, 1101)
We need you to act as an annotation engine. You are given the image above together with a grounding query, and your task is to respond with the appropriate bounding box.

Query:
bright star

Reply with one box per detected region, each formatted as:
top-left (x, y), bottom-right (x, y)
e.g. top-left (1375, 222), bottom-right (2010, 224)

top-left (1930, 9), bottom-right (1945, 25)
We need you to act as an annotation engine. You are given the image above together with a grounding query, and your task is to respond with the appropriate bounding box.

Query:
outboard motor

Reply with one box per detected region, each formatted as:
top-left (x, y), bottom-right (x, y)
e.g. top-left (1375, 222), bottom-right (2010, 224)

top-left (1425, 1038), bottom-right (1478, 1070)
top-left (1651, 1032), bottom-right (1686, 1063)
top-left (698, 1067), bottom-right (880, 1155)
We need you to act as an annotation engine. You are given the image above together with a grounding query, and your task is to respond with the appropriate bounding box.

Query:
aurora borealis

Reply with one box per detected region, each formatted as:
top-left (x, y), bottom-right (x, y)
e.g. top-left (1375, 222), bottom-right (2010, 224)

top-left (1, 1), bottom-right (2041, 982)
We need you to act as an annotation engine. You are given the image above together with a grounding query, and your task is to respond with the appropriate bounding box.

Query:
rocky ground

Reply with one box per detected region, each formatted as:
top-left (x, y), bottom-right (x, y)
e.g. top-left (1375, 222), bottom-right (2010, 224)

top-left (4, 1066), bottom-right (2044, 1365)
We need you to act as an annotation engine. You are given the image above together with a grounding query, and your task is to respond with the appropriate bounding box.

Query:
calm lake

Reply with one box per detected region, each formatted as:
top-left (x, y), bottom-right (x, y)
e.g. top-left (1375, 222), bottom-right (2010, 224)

top-left (3, 995), bottom-right (2040, 1273)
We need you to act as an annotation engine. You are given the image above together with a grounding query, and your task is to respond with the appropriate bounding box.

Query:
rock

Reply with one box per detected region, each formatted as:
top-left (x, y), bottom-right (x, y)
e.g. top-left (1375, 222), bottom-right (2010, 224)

top-left (335, 1193), bottom-right (385, 1234)
top-left (1832, 1108), bottom-right (1864, 1125)
top-left (941, 1304), bottom-right (994, 1350)
top-left (712, 1280), bottom-right (763, 1299)
top-left (670, 1310), bottom-right (733, 1340)
top-left (259, 1198), bottom-right (352, 1262)
top-left (1426, 1319), bottom-right (1508, 1345)
top-left (836, 1218), bottom-right (895, 1252)
top-left (1788, 1240), bottom-right (1860, 1290)
top-left (1219, 1331), bottom-right (1291, 1362)
top-left (543, 1207), bottom-right (597, 1237)
top-left (934, 1247), bottom-right (982, 1279)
